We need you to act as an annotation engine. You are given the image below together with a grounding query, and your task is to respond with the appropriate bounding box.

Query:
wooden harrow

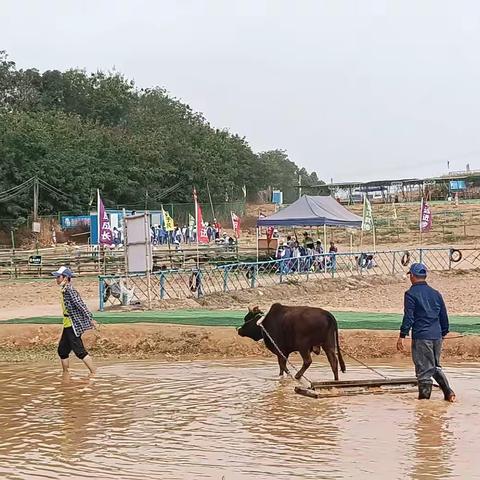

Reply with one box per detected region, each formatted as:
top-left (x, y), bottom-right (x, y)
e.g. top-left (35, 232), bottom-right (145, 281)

top-left (295, 377), bottom-right (419, 399)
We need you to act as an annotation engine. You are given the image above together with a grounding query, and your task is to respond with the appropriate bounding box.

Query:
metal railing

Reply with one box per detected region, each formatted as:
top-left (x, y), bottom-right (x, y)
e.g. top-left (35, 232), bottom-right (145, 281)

top-left (98, 247), bottom-right (480, 310)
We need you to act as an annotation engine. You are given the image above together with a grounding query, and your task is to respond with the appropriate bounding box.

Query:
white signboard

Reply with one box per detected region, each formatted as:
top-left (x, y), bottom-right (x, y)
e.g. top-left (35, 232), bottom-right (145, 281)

top-left (125, 213), bottom-right (152, 273)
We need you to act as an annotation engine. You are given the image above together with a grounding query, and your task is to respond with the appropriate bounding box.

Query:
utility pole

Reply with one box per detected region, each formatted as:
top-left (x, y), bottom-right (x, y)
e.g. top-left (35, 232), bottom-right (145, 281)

top-left (206, 181), bottom-right (215, 220)
top-left (33, 177), bottom-right (39, 222)
top-left (33, 177), bottom-right (40, 253)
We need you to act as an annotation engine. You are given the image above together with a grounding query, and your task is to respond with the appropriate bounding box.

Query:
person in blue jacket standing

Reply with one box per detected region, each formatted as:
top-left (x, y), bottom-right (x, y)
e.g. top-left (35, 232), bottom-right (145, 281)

top-left (397, 263), bottom-right (456, 402)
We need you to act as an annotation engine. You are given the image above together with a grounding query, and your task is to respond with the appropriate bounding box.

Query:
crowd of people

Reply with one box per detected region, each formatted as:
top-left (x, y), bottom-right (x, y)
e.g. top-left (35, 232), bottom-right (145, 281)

top-left (108, 217), bottom-right (236, 250)
top-left (150, 224), bottom-right (195, 246)
top-left (150, 219), bottom-right (236, 250)
top-left (275, 232), bottom-right (338, 273)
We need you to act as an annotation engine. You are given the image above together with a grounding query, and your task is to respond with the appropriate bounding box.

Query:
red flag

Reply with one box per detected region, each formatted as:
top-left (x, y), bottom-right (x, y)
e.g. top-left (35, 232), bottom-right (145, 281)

top-left (193, 188), bottom-right (209, 244)
top-left (420, 199), bottom-right (432, 233)
top-left (231, 212), bottom-right (241, 238)
top-left (266, 226), bottom-right (274, 241)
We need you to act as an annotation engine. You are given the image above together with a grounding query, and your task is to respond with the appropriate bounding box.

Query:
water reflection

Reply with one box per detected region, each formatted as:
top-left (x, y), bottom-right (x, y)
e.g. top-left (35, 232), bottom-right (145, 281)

top-left (411, 402), bottom-right (454, 480)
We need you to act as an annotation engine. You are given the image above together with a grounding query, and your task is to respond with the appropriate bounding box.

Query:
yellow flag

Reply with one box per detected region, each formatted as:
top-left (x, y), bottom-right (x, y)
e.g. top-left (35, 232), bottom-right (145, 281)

top-left (392, 202), bottom-right (397, 220)
top-left (362, 196), bottom-right (374, 232)
top-left (163, 210), bottom-right (175, 232)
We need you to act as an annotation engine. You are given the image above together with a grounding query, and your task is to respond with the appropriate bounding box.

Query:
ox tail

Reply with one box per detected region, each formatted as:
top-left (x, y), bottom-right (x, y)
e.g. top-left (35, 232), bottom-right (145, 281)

top-left (329, 312), bottom-right (346, 373)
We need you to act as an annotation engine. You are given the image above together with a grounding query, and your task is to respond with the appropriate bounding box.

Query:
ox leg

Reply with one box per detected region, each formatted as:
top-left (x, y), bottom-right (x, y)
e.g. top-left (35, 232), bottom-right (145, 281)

top-left (295, 349), bottom-right (312, 380)
top-left (325, 348), bottom-right (339, 381)
top-left (277, 355), bottom-right (289, 376)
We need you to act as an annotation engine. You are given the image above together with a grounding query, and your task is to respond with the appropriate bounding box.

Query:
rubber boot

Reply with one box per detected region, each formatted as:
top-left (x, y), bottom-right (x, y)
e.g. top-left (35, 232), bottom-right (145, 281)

top-left (433, 372), bottom-right (455, 401)
top-left (418, 382), bottom-right (432, 400)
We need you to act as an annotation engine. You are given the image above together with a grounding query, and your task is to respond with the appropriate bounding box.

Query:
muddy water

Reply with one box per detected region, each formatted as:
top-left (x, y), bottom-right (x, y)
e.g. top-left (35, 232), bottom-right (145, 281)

top-left (0, 359), bottom-right (479, 480)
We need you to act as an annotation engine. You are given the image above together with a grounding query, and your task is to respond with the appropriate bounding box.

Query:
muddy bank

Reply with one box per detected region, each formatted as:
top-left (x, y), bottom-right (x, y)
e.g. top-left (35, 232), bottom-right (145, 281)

top-left (1, 323), bottom-right (479, 362)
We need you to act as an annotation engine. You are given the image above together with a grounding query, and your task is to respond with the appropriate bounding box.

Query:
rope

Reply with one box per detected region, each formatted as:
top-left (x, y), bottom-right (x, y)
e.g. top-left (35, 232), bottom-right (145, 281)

top-left (336, 334), bottom-right (467, 379)
top-left (253, 313), bottom-right (467, 386)
top-left (257, 320), bottom-right (314, 388)
top-left (339, 348), bottom-right (389, 380)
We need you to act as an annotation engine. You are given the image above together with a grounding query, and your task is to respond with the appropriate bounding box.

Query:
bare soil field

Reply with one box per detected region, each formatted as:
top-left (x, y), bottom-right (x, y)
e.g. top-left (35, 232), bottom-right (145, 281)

top-left (1, 270), bottom-right (479, 321)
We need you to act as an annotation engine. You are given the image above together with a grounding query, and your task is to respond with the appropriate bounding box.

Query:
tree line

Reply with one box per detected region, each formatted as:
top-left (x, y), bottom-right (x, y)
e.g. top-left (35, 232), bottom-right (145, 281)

top-left (0, 51), bottom-right (321, 227)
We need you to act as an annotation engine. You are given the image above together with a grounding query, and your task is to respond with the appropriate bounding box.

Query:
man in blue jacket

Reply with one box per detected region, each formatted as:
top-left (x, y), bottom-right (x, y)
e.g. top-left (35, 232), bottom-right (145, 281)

top-left (397, 263), bottom-right (455, 402)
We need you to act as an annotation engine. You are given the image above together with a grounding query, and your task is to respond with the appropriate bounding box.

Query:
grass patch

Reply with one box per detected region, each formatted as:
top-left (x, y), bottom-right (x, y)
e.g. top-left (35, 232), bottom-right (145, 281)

top-left (3, 310), bottom-right (480, 334)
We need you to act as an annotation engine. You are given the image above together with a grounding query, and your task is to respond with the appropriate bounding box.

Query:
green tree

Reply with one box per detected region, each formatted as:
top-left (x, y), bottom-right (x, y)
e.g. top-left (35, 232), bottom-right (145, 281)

top-left (0, 51), bottom-right (322, 226)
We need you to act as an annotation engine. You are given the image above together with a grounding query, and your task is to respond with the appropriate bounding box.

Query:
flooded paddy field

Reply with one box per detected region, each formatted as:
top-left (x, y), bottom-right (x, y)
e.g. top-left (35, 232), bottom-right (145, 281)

top-left (1, 359), bottom-right (479, 479)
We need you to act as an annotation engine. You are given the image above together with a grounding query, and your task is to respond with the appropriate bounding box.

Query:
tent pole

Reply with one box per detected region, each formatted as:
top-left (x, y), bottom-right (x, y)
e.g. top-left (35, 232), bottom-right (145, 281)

top-left (349, 231), bottom-right (354, 273)
top-left (256, 226), bottom-right (259, 263)
top-left (323, 224), bottom-right (327, 251)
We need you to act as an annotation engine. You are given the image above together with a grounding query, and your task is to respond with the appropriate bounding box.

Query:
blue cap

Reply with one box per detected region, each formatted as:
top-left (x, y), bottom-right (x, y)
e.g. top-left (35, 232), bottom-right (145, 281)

top-left (408, 263), bottom-right (428, 277)
top-left (52, 266), bottom-right (74, 278)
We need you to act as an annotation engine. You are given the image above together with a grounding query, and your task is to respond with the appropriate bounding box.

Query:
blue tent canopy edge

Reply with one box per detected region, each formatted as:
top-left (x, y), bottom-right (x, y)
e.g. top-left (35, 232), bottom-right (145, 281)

top-left (257, 195), bottom-right (362, 228)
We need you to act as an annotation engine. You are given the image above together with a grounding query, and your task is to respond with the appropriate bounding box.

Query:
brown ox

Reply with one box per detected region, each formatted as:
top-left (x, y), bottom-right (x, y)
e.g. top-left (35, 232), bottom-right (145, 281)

top-left (237, 304), bottom-right (346, 380)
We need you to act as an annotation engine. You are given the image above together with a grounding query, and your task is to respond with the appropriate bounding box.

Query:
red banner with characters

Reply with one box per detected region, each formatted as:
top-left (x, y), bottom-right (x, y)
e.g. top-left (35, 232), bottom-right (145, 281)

top-left (231, 212), bottom-right (241, 238)
top-left (193, 188), bottom-right (209, 244)
top-left (266, 226), bottom-right (274, 241)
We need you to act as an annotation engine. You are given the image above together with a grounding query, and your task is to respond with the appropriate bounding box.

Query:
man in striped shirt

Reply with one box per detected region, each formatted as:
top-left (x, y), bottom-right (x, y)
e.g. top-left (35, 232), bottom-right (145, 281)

top-left (53, 266), bottom-right (97, 375)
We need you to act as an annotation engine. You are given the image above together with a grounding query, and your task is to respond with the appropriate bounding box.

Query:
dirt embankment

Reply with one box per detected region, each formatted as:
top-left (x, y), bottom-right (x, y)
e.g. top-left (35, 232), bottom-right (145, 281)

top-left (0, 323), bottom-right (478, 363)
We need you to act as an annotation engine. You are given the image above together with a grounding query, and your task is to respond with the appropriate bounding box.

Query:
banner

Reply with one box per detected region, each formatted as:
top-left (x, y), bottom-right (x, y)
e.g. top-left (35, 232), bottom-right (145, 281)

top-left (392, 202), bottom-right (397, 221)
top-left (362, 195), bottom-right (374, 232)
top-left (231, 211), bottom-right (241, 238)
top-left (420, 199), bottom-right (432, 233)
top-left (98, 190), bottom-right (112, 245)
top-left (193, 188), bottom-right (209, 244)
top-left (188, 214), bottom-right (195, 229)
top-left (242, 185), bottom-right (247, 198)
top-left (266, 226), bottom-right (274, 241)
top-left (61, 215), bottom-right (90, 230)
top-left (163, 210), bottom-right (175, 232)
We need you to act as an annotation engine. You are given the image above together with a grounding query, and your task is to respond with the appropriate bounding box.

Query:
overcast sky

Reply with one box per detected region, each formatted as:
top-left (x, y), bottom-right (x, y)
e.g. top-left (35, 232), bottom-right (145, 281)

top-left (2, 0), bottom-right (480, 182)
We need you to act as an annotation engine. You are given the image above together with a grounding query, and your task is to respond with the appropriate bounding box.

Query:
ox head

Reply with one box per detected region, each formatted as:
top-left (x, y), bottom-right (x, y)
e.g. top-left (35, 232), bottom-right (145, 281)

top-left (237, 306), bottom-right (264, 341)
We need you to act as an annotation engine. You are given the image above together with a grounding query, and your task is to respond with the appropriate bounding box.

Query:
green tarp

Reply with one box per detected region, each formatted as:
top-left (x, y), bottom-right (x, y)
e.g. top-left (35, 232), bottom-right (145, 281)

top-left (3, 310), bottom-right (480, 334)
